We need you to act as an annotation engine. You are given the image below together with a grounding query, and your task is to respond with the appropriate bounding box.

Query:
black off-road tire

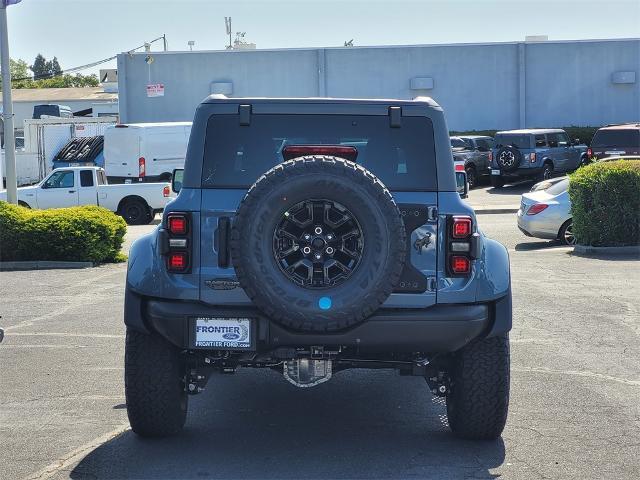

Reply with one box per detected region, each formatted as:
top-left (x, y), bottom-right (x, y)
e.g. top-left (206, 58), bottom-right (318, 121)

top-left (446, 334), bottom-right (510, 440)
top-left (490, 175), bottom-right (505, 188)
top-left (231, 155), bottom-right (406, 332)
top-left (496, 146), bottom-right (521, 172)
top-left (125, 329), bottom-right (188, 437)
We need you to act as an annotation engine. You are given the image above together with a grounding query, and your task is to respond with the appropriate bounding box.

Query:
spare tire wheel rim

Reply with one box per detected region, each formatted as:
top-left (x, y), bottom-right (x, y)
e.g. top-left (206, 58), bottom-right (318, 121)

top-left (273, 199), bottom-right (364, 288)
top-left (499, 150), bottom-right (516, 168)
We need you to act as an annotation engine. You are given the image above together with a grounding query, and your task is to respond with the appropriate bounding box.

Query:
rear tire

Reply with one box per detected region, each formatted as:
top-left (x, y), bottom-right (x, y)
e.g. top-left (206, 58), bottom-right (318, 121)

top-left (125, 329), bottom-right (188, 437)
top-left (18, 201), bottom-right (31, 209)
top-left (446, 334), bottom-right (510, 440)
top-left (120, 198), bottom-right (151, 225)
top-left (465, 165), bottom-right (478, 189)
top-left (539, 162), bottom-right (554, 182)
top-left (490, 175), bottom-right (504, 188)
top-left (558, 219), bottom-right (576, 246)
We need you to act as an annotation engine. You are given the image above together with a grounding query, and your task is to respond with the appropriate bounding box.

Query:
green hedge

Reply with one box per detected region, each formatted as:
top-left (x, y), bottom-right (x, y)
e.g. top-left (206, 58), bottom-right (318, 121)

top-left (0, 202), bottom-right (127, 263)
top-left (568, 160), bottom-right (640, 247)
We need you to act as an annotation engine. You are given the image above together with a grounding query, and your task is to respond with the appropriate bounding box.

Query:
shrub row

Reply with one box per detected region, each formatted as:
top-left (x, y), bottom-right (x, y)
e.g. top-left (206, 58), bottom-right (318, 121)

top-left (0, 202), bottom-right (127, 263)
top-left (451, 126), bottom-right (599, 145)
top-left (568, 160), bottom-right (640, 247)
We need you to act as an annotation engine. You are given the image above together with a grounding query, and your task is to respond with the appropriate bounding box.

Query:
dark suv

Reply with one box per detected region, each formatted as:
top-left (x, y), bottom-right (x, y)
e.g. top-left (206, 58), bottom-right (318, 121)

top-left (124, 97), bottom-right (512, 440)
top-left (588, 123), bottom-right (640, 160)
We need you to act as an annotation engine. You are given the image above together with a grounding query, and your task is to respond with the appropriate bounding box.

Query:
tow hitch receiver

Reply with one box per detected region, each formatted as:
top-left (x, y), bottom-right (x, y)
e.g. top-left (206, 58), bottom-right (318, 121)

top-left (283, 359), bottom-right (332, 388)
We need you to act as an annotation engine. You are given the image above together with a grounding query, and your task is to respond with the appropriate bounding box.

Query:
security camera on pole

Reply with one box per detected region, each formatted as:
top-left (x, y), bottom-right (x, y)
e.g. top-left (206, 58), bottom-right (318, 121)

top-left (0, 0), bottom-right (21, 204)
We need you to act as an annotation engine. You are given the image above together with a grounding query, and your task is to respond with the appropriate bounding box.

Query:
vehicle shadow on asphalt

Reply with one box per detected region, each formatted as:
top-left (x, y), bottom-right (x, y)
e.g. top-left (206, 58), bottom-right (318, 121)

top-left (486, 183), bottom-right (531, 195)
top-left (70, 369), bottom-right (505, 479)
top-left (515, 240), bottom-right (564, 251)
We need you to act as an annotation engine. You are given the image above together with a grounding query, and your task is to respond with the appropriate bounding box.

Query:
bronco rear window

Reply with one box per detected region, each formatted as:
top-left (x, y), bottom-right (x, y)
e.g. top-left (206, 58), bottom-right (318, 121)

top-left (495, 134), bottom-right (531, 149)
top-left (202, 114), bottom-right (437, 191)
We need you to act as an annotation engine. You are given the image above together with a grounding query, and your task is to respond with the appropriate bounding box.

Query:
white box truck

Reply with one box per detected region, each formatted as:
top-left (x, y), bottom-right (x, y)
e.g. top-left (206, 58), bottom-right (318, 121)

top-left (103, 122), bottom-right (192, 183)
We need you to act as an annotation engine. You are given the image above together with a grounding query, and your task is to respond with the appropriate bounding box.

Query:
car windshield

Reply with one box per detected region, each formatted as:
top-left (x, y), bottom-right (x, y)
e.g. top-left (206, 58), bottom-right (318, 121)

top-left (495, 134), bottom-right (531, 149)
top-left (591, 129), bottom-right (640, 147)
top-left (202, 114), bottom-right (437, 191)
top-left (450, 138), bottom-right (468, 149)
top-left (546, 178), bottom-right (569, 195)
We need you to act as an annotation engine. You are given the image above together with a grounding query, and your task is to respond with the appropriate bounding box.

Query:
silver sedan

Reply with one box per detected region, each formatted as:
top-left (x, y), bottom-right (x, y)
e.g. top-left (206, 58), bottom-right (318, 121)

top-left (517, 177), bottom-right (575, 245)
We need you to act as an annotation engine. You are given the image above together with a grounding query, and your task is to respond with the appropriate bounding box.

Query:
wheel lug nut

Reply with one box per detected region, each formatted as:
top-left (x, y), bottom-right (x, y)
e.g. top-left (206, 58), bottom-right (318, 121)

top-left (314, 227), bottom-right (323, 235)
top-left (314, 253), bottom-right (322, 260)
top-left (326, 247), bottom-right (334, 255)
top-left (303, 234), bottom-right (311, 241)
top-left (302, 246), bottom-right (311, 255)
top-left (326, 234), bottom-right (333, 241)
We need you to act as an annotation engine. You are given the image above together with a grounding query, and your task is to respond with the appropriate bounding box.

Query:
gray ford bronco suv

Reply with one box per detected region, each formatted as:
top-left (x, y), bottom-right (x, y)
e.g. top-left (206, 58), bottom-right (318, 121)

top-left (124, 96), bottom-right (512, 440)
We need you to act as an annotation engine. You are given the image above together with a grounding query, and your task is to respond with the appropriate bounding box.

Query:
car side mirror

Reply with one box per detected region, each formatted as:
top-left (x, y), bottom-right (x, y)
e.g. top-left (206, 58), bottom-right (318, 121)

top-left (456, 171), bottom-right (468, 199)
top-left (172, 168), bottom-right (184, 194)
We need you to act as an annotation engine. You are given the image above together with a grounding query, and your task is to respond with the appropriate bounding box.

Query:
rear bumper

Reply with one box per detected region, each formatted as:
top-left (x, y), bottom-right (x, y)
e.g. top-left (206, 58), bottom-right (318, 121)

top-left (490, 166), bottom-right (542, 179)
top-left (125, 289), bottom-right (512, 354)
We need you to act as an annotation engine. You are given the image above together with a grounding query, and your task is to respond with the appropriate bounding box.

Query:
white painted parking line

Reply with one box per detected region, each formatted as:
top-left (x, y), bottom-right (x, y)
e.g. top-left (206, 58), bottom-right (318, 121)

top-left (8, 333), bottom-right (125, 339)
top-left (513, 366), bottom-right (640, 387)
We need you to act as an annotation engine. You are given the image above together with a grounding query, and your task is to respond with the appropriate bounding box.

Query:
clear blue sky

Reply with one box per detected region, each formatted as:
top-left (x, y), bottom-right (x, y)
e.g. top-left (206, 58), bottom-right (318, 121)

top-left (5, 0), bottom-right (640, 76)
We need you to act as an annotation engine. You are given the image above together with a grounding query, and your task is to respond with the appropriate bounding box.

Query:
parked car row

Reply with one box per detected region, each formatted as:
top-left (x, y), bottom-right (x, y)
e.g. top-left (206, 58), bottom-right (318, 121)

top-left (451, 122), bottom-right (639, 189)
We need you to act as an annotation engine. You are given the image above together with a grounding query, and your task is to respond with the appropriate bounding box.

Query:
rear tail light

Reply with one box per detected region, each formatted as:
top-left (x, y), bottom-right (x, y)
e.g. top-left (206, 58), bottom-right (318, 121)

top-left (164, 213), bottom-right (191, 273)
top-left (138, 157), bottom-right (146, 177)
top-left (282, 145), bottom-right (358, 161)
top-left (168, 214), bottom-right (188, 235)
top-left (529, 152), bottom-right (537, 163)
top-left (168, 252), bottom-right (188, 272)
top-left (163, 185), bottom-right (170, 197)
top-left (450, 255), bottom-right (471, 274)
top-left (488, 151), bottom-right (493, 162)
top-left (526, 203), bottom-right (548, 215)
top-left (587, 147), bottom-right (592, 157)
top-left (447, 215), bottom-right (475, 277)
top-left (455, 163), bottom-right (465, 172)
top-left (452, 216), bottom-right (472, 238)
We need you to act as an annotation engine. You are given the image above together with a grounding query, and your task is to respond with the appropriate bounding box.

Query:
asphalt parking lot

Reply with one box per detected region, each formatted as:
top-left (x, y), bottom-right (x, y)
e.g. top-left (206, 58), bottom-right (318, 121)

top-left (1, 211), bottom-right (639, 480)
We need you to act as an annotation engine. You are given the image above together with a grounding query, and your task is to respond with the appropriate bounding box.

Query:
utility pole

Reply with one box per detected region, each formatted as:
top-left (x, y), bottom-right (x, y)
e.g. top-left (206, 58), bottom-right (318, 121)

top-left (0, 2), bottom-right (17, 204)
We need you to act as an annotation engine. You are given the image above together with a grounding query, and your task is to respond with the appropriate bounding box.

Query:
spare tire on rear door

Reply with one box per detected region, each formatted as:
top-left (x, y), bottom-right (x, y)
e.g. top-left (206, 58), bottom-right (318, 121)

top-left (496, 146), bottom-right (522, 172)
top-left (230, 155), bottom-right (406, 332)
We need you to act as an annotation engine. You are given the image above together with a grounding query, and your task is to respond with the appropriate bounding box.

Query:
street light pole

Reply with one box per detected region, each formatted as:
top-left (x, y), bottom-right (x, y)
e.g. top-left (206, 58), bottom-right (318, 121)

top-left (0, 3), bottom-right (17, 204)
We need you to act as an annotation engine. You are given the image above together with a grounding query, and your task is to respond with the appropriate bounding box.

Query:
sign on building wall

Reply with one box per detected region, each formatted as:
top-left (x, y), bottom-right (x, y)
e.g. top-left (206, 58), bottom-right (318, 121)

top-left (146, 84), bottom-right (165, 98)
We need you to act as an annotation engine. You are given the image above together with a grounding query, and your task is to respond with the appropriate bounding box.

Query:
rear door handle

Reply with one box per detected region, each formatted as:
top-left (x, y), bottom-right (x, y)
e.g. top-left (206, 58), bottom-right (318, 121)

top-left (68, 190), bottom-right (76, 193)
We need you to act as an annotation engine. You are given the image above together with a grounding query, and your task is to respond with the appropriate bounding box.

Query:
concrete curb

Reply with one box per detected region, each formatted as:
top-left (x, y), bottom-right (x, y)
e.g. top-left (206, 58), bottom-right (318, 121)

top-left (0, 261), bottom-right (95, 271)
top-left (472, 206), bottom-right (520, 215)
top-left (573, 244), bottom-right (640, 256)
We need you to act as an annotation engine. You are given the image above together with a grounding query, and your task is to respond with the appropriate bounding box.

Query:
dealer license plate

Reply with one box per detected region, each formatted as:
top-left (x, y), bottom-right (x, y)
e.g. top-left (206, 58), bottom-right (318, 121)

top-left (491, 169), bottom-right (501, 175)
top-left (193, 317), bottom-right (252, 349)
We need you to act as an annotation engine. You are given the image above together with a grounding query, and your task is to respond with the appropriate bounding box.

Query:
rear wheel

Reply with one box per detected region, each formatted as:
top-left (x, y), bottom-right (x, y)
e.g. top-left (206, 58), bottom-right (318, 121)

top-left (465, 165), bottom-right (478, 189)
top-left (490, 175), bottom-right (504, 188)
top-left (120, 198), bottom-right (151, 225)
top-left (446, 334), bottom-right (510, 440)
top-left (125, 329), bottom-right (188, 437)
top-left (558, 219), bottom-right (576, 246)
top-left (18, 201), bottom-right (31, 209)
top-left (539, 162), bottom-right (554, 182)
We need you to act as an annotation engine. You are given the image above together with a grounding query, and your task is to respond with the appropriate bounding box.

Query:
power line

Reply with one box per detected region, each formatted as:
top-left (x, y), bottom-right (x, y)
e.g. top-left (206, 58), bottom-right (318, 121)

top-left (3, 35), bottom-right (166, 82)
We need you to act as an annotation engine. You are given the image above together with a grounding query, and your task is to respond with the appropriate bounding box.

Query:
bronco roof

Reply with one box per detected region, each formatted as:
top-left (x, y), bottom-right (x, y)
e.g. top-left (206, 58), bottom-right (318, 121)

top-left (202, 95), bottom-right (441, 108)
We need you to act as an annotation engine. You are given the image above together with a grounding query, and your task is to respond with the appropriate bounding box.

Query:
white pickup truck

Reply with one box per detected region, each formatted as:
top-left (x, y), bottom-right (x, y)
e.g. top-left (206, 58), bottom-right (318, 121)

top-left (0, 167), bottom-right (171, 225)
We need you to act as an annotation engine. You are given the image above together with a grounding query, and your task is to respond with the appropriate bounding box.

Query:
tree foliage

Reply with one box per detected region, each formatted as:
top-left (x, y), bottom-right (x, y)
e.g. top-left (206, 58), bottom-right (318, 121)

top-left (1, 57), bottom-right (99, 90)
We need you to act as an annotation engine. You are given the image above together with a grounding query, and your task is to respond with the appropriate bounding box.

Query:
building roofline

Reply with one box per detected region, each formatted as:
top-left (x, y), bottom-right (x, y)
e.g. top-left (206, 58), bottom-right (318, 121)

top-left (122, 37), bottom-right (640, 56)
